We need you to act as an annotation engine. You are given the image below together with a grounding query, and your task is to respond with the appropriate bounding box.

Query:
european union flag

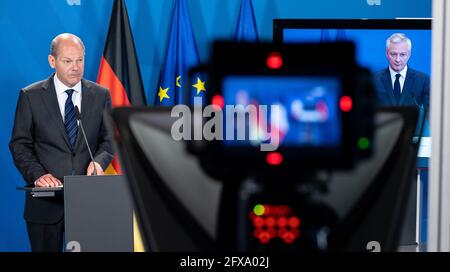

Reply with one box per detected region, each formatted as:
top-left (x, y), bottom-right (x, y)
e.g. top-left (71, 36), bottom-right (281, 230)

top-left (320, 29), bottom-right (348, 42)
top-left (156, 0), bottom-right (206, 106)
top-left (234, 0), bottom-right (259, 42)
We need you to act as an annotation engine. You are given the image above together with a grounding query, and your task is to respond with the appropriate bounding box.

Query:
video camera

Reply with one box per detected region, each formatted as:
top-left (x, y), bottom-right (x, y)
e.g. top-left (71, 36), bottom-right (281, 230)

top-left (186, 41), bottom-right (376, 181)
top-left (110, 41), bottom-right (418, 252)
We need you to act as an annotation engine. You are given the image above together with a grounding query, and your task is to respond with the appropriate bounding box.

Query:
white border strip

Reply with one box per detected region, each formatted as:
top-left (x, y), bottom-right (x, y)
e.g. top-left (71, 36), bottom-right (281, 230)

top-left (429, 0), bottom-right (450, 252)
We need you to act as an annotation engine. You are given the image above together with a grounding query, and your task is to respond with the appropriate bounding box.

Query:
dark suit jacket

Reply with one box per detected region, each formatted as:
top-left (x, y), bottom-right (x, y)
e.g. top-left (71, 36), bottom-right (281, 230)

top-left (373, 67), bottom-right (430, 109)
top-left (373, 67), bottom-right (430, 135)
top-left (9, 75), bottom-right (114, 224)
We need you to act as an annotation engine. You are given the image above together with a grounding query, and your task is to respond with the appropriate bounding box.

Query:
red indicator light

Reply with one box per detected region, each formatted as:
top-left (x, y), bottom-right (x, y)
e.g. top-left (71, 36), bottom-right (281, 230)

top-left (266, 52), bottom-right (283, 69)
top-left (257, 231), bottom-right (271, 244)
top-left (253, 217), bottom-right (265, 227)
top-left (266, 152), bottom-right (283, 166)
top-left (288, 216), bottom-right (301, 228)
top-left (266, 217), bottom-right (276, 227)
top-left (250, 204), bottom-right (302, 244)
top-left (281, 231), bottom-right (296, 244)
top-left (340, 96), bottom-right (353, 112)
top-left (212, 95), bottom-right (224, 109)
top-left (277, 217), bottom-right (288, 228)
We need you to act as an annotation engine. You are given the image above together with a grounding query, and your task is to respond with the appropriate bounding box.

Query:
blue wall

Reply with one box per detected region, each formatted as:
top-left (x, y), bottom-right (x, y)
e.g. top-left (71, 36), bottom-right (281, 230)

top-left (0, 0), bottom-right (431, 251)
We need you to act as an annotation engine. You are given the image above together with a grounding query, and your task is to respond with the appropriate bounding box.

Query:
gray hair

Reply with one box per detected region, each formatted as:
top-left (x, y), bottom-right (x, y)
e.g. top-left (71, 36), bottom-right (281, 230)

top-left (50, 33), bottom-right (85, 58)
top-left (386, 33), bottom-right (412, 52)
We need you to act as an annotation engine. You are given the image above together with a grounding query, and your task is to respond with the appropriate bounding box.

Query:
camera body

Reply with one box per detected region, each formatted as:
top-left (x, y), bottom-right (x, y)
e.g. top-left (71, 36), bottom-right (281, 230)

top-left (187, 41), bottom-right (375, 181)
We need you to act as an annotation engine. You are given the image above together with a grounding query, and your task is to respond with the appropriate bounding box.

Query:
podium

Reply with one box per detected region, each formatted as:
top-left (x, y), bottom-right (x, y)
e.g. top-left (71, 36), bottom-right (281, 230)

top-left (416, 137), bottom-right (431, 246)
top-left (64, 175), bottom-right (134, 252)
top-left (17, 175), bottom-right (134, 252)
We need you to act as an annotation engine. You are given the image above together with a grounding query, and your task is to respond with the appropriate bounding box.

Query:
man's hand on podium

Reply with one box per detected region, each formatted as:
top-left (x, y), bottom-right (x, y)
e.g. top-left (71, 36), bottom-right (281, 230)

top-left (34, 173), bottom-right (63, 187)
top-left (86, 161), bottom-right (104, 176)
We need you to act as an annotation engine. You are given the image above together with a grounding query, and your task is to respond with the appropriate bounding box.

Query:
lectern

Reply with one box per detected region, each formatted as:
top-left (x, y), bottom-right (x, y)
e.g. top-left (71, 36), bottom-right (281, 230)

top-left (63, 175), bottom-right (134, 252)
top-left (17, 174), bottom-right (134, 252)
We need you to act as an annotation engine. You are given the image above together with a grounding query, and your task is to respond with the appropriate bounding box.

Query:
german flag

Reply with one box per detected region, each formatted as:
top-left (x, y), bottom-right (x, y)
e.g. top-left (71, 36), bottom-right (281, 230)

top-left (97, 0), bottom-right (146, 174)
top-left (96, 0), bottom-right (146, 252)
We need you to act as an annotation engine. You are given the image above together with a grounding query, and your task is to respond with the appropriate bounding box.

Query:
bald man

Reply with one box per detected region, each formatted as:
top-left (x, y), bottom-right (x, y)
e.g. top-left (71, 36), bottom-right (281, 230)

top-left (9, 33), bottom-right (114, 252)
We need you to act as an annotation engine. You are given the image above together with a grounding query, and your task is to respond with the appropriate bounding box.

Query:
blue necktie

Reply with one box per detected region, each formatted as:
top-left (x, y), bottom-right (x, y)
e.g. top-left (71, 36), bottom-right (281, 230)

top-left (393, 74), bottom-right (401, 102)
top-left (64, 89), bottom-right (78, 150)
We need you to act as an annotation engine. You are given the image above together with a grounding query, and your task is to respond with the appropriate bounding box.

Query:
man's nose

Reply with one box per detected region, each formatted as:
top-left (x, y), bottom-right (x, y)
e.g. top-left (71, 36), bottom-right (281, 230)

top-left (71, 62), bottom-right (80, 71)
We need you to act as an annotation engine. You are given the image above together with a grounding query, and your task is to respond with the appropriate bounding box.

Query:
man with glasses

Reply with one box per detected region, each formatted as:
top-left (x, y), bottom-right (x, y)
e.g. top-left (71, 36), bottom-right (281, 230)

top-left (373, 33), bottom-right (431, 247)
top-left (373, 33), bottom-right (430, 132)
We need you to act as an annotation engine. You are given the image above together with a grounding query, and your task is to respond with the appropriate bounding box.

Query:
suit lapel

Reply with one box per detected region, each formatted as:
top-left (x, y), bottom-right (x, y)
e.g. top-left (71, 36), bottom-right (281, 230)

top-left (399, 69), bottom-right (416, 106)
top-left (40, 75), bottom-right (72, 149)
top-left (381, 69), bottom-right (397, 105)
top-left (73, 79), bottom-right (95, 150)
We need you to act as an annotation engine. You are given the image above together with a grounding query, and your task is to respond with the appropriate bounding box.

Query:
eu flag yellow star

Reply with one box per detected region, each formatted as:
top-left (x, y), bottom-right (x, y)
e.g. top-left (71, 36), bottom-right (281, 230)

top-left (192, 78), bottom-right (206, 95)
top-left (176, 76), bottom-right (181, 87)
top-left (158, 86), bottom-right (170, 102)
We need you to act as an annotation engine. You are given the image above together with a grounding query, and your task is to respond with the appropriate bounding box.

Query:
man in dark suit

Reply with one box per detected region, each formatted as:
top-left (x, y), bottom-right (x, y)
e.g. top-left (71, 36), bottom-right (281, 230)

top-left (373, 33), bottom-right (430, 246)
top-left (9, 33), bottom-right (114, 252)
top-left (373, 33), bottom-right (430, 136)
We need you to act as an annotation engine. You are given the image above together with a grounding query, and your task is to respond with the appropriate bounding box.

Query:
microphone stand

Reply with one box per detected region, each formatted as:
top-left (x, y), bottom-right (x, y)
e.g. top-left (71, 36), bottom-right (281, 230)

top-left (410, 92), bottom-right (428, 146)
top-left (74, 106), bottom-right (98, 176)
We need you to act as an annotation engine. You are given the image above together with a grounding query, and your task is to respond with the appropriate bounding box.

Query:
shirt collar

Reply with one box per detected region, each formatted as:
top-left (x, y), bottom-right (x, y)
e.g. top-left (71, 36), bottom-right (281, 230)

top-left (53, 73), bottom-right (82, 95)
top-left (389, 65), bottom-right (408, 79)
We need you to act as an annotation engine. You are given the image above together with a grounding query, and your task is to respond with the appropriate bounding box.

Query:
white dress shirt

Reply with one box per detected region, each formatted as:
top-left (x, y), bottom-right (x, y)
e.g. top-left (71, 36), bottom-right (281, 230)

top-left (35, 75), bottom-right (82, 185)
top-left (53, 73), bottom-right (82, 121)
top-left (389, 66), bottom-right (408, 94)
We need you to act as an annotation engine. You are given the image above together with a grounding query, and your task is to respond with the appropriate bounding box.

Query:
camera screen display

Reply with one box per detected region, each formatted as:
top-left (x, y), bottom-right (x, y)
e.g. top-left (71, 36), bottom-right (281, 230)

top-left (221, 75), bottom-right (342, 148)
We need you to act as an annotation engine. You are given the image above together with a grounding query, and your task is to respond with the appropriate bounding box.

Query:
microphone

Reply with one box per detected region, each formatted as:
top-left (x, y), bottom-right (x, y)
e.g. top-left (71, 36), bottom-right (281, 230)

top-left (409, 92), bottom-right (428, 145)
top-left (74, 106), bottom-right (98, 176)
top-left (409, 92), bottom-right (422, 109)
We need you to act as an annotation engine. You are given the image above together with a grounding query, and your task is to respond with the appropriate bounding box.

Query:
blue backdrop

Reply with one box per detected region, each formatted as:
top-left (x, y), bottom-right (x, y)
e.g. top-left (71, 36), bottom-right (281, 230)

top-left (0, 0), bottom-right (431, 251)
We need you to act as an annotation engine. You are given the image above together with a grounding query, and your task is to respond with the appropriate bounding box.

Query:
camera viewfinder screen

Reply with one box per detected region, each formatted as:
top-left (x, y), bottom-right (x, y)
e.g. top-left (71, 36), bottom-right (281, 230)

top-left (221, 76), bottom-right (342, 148)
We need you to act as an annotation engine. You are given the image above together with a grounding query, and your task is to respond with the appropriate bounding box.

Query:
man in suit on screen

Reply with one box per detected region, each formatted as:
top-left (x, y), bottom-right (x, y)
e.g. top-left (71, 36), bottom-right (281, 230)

top-left (373, 33), bottom-right (430, 136)
top-left (9, 33), bottom-right (114, 252)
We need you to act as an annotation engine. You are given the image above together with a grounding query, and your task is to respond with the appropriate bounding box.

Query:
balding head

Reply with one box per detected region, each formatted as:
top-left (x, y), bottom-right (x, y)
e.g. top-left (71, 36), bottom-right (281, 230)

top-left (385, 33), bottom-right (411, 72)
top-left (50, 33), bottom-right (85, 59)
top-left (386, 33), bottom-right (412, 52)
top-left (48, 33), bottom-right (85, 87)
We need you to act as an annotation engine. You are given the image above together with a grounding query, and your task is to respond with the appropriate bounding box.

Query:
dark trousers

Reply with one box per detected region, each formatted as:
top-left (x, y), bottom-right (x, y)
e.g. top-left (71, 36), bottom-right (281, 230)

top-left (26, 219), bottom-right (64, 252)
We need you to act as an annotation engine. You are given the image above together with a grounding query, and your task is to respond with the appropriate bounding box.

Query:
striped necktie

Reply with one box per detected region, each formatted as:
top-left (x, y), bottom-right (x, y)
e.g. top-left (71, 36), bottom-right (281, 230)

top-left (64, 89), bottom-right (78, 150)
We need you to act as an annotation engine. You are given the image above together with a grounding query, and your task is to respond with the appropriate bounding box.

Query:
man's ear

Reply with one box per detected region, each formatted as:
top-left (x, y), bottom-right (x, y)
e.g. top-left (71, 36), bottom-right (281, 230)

top-left (48, 54), bottom-right (56, 69)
